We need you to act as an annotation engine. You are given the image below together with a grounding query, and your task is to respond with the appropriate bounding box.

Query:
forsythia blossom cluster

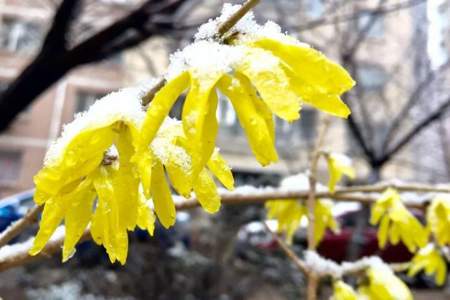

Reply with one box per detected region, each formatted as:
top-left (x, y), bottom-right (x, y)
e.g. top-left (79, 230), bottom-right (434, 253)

top-left (408, 244), bottom-right (447, 286)
top-left (427, 194), bottom-right (450, 246)
top-left (332, 261), bottom-right (413, 300)
top-left (30, 4), bottom-right (355, 263)
top-left (265, 199), bottom-right (339, 244)
top-left (264, 153), bottom-right (354, 243)
top-left (358, 264), bottom-right (413, 300)
top-left (370, 188), bottom-right (428, 252)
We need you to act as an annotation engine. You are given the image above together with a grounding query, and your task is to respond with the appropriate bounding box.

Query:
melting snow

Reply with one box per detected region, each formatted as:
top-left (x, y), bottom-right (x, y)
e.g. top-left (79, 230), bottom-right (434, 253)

top-left (304, 250), bottom-right (389, 278)
top-left (0, 226), bottom-right (65, 262)
top-left (44, 81), bottom-right (159, 166)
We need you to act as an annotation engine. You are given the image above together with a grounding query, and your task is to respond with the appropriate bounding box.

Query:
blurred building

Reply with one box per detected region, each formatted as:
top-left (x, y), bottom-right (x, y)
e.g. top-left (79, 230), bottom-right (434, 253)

top-left (0, 0), bottom-right (439, 198)
top-left (0, 0), bottom-right (127, 198)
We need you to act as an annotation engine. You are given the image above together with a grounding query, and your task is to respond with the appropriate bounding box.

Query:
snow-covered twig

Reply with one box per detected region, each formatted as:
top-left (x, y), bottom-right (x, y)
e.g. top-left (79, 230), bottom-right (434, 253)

top-left (0, 206), bottom-right (41, 248)
top-left (263, 222), bottom-right (309, 274)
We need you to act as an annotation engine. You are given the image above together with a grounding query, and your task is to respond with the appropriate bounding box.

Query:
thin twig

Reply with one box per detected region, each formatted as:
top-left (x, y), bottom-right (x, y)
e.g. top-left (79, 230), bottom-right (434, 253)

top-left (141, 0), bottom-right (261, 106)
top-left (0, 206), bottom-right (42, 248)
top-left (263, 222), bottom-right (309, 275)
top-left (217, 0), bottom-right (260, 37)
top-left (306, 116), bottom-right (331, 300)
top-left (1, 181), bottom-right (439, 252)
top-left (0, 183), bottom-right (440, 272)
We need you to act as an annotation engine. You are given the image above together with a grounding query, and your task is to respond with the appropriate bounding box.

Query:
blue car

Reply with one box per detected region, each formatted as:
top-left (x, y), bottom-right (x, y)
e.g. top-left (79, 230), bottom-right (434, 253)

top-left (0, 189), bottom-right (34, 233)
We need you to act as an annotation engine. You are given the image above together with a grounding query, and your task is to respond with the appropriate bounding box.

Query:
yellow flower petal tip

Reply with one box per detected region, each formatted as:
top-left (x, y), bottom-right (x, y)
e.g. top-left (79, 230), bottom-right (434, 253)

top-left (332, 281), bottom-right (357, 300)
top-left (427, 194), bottom-right (450, 246)
top-left (265, 199), bottom-right (337, 245)
top-left (326, 153), bottom-right (355, 193)
top-left (360, 263), bottom-right (413, 300)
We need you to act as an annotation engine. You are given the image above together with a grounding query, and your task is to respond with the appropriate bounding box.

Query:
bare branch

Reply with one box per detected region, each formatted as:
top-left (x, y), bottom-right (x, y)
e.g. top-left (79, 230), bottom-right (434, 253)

top-left (0, 206), bottom-right (42, 248)
top-left (380, 96), bottom-right (450, 164)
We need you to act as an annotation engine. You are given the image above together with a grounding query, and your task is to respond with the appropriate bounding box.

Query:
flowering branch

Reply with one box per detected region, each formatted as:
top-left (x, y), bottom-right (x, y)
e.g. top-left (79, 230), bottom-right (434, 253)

top-left (0, 181), bottom-right (446, 272)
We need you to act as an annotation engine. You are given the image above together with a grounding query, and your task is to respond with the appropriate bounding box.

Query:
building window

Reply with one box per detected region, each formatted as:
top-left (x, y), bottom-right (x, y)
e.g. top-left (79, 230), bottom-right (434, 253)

top-left (357, 65), bottom-right (387, 91)
top-left (76, 91), bottom-right (106, 113)
top-left (358, 14), bottom-right (384, 38)
top-left (0, 150), bottom-right (22, 183)
top-left (0, 17), bottom-right (43, 54)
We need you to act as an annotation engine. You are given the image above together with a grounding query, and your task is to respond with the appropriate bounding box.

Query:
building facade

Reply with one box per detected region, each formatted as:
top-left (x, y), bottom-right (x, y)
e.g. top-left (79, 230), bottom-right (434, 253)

top-left (0, 0), bottom-right (127, 198)
top-left (0, 0), bottom-right (436, 198)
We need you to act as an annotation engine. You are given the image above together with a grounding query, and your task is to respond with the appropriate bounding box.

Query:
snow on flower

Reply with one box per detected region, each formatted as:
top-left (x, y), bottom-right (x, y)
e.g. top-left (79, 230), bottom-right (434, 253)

top-left (140, 3), bottom-right (355, 177)
top-left (31, 87), bottom-right (233, 264)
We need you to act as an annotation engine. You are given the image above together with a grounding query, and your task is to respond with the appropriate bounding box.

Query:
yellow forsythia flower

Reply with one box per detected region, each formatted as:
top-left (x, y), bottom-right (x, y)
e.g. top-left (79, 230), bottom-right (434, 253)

top-left (370, 188), bottom-right (428, 252)
top-left (314, 200), bottom-right (339, 245)
top-left (331, 280), bottom-right (357, 300)
top-left (149, 119), bottom-right (234, 216)
top-left (427, 194), bottom-right (450, 246)
top-left (359, 263), bottom-right (413, 300)
top-left (265, 200), bottom-right (307, 242)
top-left (326, 153), bottom-right (355, 193)
top-left (31, 88), bottom-right (148, 264)
top-left (408, 244), bottom-right (447, 286)
top-left (140, 6), bottom-right (354, 176)
top-left (265, 199), bottom-right (338, 244)
top-left (31, 88), bottom-right (233, 264)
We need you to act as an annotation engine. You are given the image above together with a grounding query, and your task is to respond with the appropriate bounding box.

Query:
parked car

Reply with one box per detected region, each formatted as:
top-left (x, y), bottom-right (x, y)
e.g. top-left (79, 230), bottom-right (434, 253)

top-left (236, 204), bottom-right (421, 264)
top-left (0, 189), bottom-right (34, 234)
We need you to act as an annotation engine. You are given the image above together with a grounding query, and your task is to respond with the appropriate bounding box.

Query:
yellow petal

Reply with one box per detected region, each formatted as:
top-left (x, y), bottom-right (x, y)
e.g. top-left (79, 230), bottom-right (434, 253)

top-left (207, 149), bottom-right (234, 190)
top-left (251, 38), bottom-right (355, 95)
top-left (182, 72), bottom-right (221, 177)
top-left (137, 193), bottom-right (156, 236)
top-left (133, 150), bottom-right (153, 199)
top-left (140, 71), bottom-right (190, 147)
top-left (193, 169), bottom-right (221, 213)
top-left (62, 178), bottom-right (96, 262)
top-left (235, 47), bottom-right (301, 121)
top-left (377, 215), bottom-right (390, 249)
top-left (92, 167), bottom-right (128, 265)
top-left (218, 74), bottom-right (278, 166)
top-left (151, 159), bottom-right (176, 228)
top-left (326, 153), bottom-right (355, 193)
top-left (29, 197), bottom-right (65, 256)
top-left (164, 149), bottom-right (193, 198)
top-left (332, 281), bottom-right (357, 300)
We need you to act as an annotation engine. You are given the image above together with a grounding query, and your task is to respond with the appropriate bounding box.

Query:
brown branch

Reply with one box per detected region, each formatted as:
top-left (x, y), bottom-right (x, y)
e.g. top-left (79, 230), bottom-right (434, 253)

top-left (379, 96), bottom-right (450, 165)
top-left (0, 181), bottom-right (442, 272)
top-left (0, 206), bottom-right (42, 248)
top-left (263, 222), bottom-right (309, 275)
top-left (216, 0), bottom-right (260, 37)
top-left (381, 61), bottom-right (450, 151)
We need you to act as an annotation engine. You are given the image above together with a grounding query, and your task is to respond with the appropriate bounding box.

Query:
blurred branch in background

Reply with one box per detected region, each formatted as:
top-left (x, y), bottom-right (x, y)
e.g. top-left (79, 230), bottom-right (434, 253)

top-left (0, 180), bottom-right (447, 272)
